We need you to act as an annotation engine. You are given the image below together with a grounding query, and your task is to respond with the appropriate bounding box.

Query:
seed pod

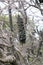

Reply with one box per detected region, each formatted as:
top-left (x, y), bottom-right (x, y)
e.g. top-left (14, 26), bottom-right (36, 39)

top-left (39, 0), bottom-right (43, 3)
top-left (17, 15), bottom-right (26, 44)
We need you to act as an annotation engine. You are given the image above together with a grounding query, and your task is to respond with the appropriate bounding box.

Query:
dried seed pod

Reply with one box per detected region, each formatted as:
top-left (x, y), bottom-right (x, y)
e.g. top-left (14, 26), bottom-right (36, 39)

top-left (17, 15), bottom-right (26, 44)
top-left (39, 0), bottom-right (43, 3)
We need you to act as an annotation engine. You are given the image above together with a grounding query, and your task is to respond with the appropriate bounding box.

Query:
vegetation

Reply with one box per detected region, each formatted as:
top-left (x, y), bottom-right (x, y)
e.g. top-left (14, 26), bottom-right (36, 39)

top-left (0, 0), bottom-right (43, 65)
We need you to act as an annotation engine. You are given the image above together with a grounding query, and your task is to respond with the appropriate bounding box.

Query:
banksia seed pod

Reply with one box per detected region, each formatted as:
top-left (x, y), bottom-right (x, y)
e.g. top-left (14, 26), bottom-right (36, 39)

top-left (17, 15), bottom-right (26, 44)
top-left (39, 0), bottom-right (43, 3)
